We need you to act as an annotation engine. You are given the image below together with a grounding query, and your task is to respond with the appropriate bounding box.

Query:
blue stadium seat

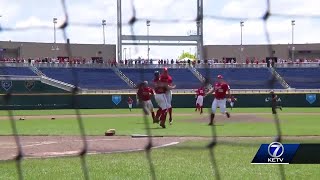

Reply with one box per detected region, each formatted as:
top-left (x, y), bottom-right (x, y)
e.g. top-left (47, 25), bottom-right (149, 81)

top-left (119, 68), bottom-right (202, 89)
top-left (0, 67), bottom-right (35, 76)
top-left (276, 68), bottom-right (320, 89)
top-left (197, 68), bottom-right (283, 89)
top-left (39, 68), bottom-right (130, 89)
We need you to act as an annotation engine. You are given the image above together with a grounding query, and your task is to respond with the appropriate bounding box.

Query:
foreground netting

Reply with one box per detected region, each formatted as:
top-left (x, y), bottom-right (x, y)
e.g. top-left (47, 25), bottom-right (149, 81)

top-left (2, 0), bottom-right (319, 179)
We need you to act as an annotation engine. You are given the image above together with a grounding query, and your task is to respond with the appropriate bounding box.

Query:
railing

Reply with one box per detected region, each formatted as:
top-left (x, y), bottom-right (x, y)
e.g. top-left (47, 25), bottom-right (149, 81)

top-left (111, 67), bottom-right (137, 88)
top-left (0, 62), bottom-right (319, 69)
top-left (0, 75), bottom-right (40, 81)
top-left (40, 76), bottom-right (75, 92)
top-left (79, 88), bottom-right (320, 94)
top-left (269, 67), bottom-right (291, 89)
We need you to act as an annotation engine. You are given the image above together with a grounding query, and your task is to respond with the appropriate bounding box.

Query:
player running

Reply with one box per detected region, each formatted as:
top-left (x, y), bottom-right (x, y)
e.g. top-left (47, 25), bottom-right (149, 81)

top-left (267, 90), bottom-right (283, 114)
top-left (195, 86), bottom-right (205, 114)
top-left (160, 67), bottom-right (175, 125)
top-left (153, 71), bottom-right (163, 122)
top-left (136, 81), bottom-right (157, 123)
top-left (228, 95), bottom-right (237, 110)
top-left (127, 96), bottom-right (133, 111)
top-left (205, 75), bottom-right (231, 126)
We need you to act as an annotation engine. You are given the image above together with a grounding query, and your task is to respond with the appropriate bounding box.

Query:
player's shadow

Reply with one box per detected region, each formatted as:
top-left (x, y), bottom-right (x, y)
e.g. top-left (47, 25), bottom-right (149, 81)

top-left (144, 127), bottom-right (164, 130)
top-left (207, 124), bottom-right (224, 126)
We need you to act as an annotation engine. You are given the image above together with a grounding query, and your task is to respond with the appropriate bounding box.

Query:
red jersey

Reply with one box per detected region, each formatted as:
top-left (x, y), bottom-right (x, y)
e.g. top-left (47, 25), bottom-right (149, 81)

top-left (127, 97), bottom-right (133, 104)
top-left (137, 87), bottom-right (154, 101)
top-left (160, 74), bottom-right (173, 84)
top-left (196, 87), bottom-right (205, 96)
top-left (213, 82), bottom-right (230, 99)
top-left (153, 78), bottom-right (167, 94)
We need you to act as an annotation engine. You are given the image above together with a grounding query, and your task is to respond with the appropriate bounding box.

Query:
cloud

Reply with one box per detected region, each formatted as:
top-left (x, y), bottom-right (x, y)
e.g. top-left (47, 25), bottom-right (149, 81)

top-left (2, 0), bottom-right (320, 59)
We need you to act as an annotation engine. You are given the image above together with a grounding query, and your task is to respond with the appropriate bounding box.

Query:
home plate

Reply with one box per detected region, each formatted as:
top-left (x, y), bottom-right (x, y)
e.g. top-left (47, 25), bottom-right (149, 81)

top-left (131, 134), bottom-right (164, 138)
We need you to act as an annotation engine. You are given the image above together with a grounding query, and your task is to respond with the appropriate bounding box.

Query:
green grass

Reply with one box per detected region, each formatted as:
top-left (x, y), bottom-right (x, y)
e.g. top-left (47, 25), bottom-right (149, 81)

top-left (0, 108), bottom-right (319, 136)
top-left (0, 108), bottom-right (319, 179)
top-left (0, 140), bottom-right (319, 180)
top-left (0, 107), bottom-right (319, 116)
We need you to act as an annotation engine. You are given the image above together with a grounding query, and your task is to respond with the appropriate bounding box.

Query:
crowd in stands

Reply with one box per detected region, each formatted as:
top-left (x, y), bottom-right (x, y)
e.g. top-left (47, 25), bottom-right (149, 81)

top-left (1, 56), bottom-right (320, 67)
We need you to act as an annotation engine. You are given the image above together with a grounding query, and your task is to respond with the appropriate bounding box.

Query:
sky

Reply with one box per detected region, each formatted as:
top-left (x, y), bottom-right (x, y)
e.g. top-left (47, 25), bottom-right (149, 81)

top-left (1, 0), bottom-right (320, 59)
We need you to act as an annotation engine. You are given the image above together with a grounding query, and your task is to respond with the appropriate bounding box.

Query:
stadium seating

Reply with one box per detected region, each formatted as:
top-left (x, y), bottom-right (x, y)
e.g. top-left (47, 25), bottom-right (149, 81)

top-left (0, 67), bottom-right (35, 76)
top-left (276, 68), bottom-right (320, 89)
top-left (39, 68), bottom-right (130, 89)
top-left (196, 68), bottom-right (284, 89)
top-left (119, 68), bottom-right (202, 89)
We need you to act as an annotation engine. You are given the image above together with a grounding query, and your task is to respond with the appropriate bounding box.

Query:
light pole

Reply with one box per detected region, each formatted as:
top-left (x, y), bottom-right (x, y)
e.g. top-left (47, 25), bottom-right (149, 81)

top-left (146, 20), bottom-right (150, 61)
top-left (52, 18), bottom-right (59, 52)
top-left (240, 21), bottom-right (244, 62)
top-left (102, 19), bottom-right (106, 45)
top-left (123, 48), bottom-right (127, 60)
top-left (291, 20), bottom-right (295, 61)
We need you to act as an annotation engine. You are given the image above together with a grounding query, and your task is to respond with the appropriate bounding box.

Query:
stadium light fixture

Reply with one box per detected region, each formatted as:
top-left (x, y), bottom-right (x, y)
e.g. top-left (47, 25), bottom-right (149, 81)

top-left (146, 20), bottom-right (151, 61)
top-left (240, 21), bottom-right (244, 62)
top-left (291, 20), bottom-right (295, 61)
top-left (52, 18), bottom-right (59, 54)
top-left (102, 19), bottom-right (106, 45)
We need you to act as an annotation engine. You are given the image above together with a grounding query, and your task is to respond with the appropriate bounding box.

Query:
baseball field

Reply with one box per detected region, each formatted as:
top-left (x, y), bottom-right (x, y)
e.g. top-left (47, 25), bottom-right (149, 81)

top-left (0, 107), bottom-right (319, 180)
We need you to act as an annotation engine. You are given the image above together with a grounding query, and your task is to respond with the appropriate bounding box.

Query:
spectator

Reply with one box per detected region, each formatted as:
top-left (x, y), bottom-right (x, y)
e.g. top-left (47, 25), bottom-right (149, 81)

top-left (171, 59), bottom-right (174, 64)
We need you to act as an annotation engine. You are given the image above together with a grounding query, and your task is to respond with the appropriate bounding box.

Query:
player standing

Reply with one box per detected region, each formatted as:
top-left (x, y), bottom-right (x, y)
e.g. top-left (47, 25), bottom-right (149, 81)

top-left (127, 96), bottom-right (133, 111)
top-left (229, 95), bottom-right (237, 110)
top-left (195, 86), bottom-right (205, 114)
top-left (136, 81), bottom-right (157, 123)
top-left (205, 75), bottom-right (231, 125)
top-left (160, 67), bottom-right (175, 125)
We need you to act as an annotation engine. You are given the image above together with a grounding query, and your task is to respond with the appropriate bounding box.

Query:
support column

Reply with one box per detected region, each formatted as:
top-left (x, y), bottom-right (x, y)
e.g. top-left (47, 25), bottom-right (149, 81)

top-left (196, 0), bottom-right (204, 60)
top-left (117, 0), bottom-right (122, 62)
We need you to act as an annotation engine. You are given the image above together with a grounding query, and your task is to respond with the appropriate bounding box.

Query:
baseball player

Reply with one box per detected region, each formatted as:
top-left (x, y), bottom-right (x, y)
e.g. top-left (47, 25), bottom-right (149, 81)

top-left (205, 75), bottom-right (231, 126)
top-left (153, 70), bottom-right (175, 128)
top-left (195, 86), bottom-right (205, 114)
top-left (127, 96), bottom-right (133, 111)
top-left (160, 67), bottom-right (175, 125)
top-left (136, 81), bottom-right (157, 123)
top-left (153, 71), bottom-right (163, 122)
top-left (266, 90), bottom-right (283, 114)
top-left (228, 95), bottom-right (237, 110)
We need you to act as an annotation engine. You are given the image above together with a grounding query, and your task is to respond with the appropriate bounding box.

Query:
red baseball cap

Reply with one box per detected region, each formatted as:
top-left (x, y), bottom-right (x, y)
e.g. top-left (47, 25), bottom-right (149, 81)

top-left (217, 75), bottom-right (223, 79)
top-left (164, 67), bottom-right (168, 72)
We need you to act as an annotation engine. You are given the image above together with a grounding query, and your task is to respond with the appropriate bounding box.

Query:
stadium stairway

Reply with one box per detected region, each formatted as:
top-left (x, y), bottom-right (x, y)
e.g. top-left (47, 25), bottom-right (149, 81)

top-left (111, 67), bottom-right (137, 88)
top-left (268, 67), bottom-right (291, 89)
top-left (29, 66), bottom-right (76, 92)
top-left (38, 67), bottom-right (131, 90)
top-left (119, 67), bottom-right (202, 89)
top-left (196, 68), bottom-right (284, 89)
top-left (276, 67), bottom-right (320, 89)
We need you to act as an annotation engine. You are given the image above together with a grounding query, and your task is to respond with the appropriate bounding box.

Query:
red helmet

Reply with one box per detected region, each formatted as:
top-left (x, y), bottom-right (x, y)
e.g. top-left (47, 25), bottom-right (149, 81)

top-left (217, 75), bottom-right (223, 79)
top-left (164, 67), bottom-right (168, 72)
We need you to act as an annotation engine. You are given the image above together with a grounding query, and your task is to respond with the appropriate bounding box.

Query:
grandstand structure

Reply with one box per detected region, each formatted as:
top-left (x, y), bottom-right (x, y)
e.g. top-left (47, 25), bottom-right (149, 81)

top-left (0, 63), bottom-right (319, 95)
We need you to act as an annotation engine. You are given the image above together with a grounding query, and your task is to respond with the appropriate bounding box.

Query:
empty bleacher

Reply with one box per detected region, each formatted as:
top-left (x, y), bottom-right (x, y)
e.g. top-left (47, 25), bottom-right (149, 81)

top-left (197, 68), bottom-right (284, 89)
top-left (39, 67), bottom-right (130, 89)
top-left (276, 68), bottom-right (320, 89)
top-left (119, 68), bottom-right (202, 89)
top-left (0, 67), bottom-right (35, 76)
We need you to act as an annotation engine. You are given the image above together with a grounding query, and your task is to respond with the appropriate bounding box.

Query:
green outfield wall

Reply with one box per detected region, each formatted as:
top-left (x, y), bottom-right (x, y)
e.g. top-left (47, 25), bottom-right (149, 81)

top-left (0, 93), bottom-right (318, 110)
top-left (0, 80), bottom-right (67, 93)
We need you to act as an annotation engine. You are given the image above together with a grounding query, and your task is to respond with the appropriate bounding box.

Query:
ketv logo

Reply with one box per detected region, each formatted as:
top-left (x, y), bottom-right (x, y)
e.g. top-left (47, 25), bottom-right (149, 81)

top-left (251, 142), bottom-right (299, 164)
top-left (267, 142), bottom-right (284, 163)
